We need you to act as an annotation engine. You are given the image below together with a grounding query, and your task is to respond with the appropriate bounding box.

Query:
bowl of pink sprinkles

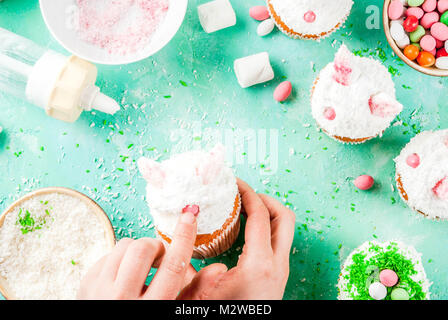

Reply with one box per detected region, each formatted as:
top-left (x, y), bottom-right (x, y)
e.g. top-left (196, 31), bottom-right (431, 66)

top-left (39, 0), bottom-right (188, 65)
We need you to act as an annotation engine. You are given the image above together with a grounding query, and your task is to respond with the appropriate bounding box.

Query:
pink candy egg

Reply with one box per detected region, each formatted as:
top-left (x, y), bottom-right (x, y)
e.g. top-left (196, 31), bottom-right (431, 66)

top-left (354, 175), bottom-right (374, 190)
top-left (421, 12), bottom-right (439, 29)
top-left (406, 153), bottom-right (420, 168)
top-left (421, 35), bottom-right (437, 51)
top-left (438, 0), bottom-right (448, 14)
top-left (273, 81), bottom-right (292, 102)
top-left (389, 0), bottom-right (404, 20)
top-left (422, 0), bottom-right (437, 12)
top-left (304, 11), bottom-right (316, 23)
top-left (436, 38), bottom-right (444, 49)
top-left (380, 269), bottom-right (399, 287)
top-left (323, 107), bottom-right (336, 120)
top-left (406, 7), bottom-right (424, 19)
top-left (431, 22), bottom-right (448, 41)
top-left (249, 6), bottom-right (270, 21)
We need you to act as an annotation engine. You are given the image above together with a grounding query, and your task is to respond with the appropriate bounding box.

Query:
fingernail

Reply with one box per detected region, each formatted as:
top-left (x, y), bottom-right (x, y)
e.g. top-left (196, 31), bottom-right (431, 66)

top-left (180, 211), bottom-right (196, 224)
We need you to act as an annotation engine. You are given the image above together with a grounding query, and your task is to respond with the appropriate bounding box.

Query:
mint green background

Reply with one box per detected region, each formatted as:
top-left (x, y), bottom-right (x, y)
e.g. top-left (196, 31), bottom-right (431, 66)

top-left (0, 0), bottom-right (447, 300)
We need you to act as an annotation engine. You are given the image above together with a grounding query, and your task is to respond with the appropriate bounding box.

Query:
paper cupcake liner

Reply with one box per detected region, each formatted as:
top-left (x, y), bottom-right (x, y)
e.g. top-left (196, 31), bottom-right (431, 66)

top-left (267, 0), bottom-right (351, 40)
top-left (157, 193), bottom-right (241, 260)
top-left (310, 76), bottom-right (381, 145)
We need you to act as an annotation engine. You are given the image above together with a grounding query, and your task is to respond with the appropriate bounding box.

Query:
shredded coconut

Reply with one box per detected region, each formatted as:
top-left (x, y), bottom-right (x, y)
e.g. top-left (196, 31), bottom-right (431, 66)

top-left (338, 241), bottom-right (431, 300)
top-left (268, 0), bottom-right (353, 35)
top-left (75, 0), bottom-right (169, 56)
top-left (312, 44), bottom-right (403, 140)
top-left (138, 144), bottom-right (238, 236)
top-left (0, 193), bottom-right (112, 300)
top-left (395, 130), bottom-right (448, 219)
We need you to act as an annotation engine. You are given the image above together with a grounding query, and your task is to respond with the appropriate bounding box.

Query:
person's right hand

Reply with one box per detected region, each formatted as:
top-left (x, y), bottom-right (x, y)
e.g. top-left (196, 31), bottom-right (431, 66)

top-left (178, 178), bottom-right (296, 300)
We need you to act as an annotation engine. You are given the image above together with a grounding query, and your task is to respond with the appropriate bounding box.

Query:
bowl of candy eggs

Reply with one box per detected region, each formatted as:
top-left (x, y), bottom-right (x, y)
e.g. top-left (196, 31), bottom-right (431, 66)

top-left (383, 0), bottom-right (448, 77)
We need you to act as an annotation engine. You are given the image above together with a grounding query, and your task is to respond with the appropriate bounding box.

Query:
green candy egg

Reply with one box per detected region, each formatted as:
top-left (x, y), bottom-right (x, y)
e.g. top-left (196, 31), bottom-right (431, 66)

top-left (407, 0), bottom-right (425, 6)
top-left (411, 43), bottom-right (421, 50)
top-left (441, 11), bottom-right (448, 27)
top-left (410, 26), bottom-right (425, 43)
top-left (391, 288), bottom-right (410, 300)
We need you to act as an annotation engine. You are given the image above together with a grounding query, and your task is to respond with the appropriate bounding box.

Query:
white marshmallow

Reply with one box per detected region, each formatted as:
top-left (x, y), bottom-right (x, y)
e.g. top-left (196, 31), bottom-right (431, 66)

top-left (197, 0), bottom-right (236, 33)
top-left (234, 52), bottom-right (274, 88)
top-left (257, 18), bottom-right (275, 37)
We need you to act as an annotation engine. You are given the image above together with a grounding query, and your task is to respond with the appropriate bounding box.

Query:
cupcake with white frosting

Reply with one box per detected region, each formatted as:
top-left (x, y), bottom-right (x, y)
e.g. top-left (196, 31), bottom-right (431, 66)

top-left (138, 144), bottom-right (241, 259)
top-left (395, 130), bottom-right (448, 220)
top-left (267, 0), bottom-right (354, 40)
top-left (338, 241), bottom-right (431, 300)
top-left (311, 44), bottom-right (403, 144)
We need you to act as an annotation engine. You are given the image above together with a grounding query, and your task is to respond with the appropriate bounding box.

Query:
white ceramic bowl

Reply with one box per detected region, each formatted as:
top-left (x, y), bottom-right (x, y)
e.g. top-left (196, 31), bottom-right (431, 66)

top-left (39, 0), bottom-right (188, 65)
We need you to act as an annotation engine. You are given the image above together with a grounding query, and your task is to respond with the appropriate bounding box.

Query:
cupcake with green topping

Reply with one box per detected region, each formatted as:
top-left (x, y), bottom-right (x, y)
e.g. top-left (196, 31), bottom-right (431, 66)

top-left (338, 241), bottom-right (431, 300)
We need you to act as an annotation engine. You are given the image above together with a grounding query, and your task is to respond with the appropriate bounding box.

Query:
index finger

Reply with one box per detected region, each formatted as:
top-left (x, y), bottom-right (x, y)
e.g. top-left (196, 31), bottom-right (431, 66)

top-left (237, 178), bottom-right (272, 257)
top-left (144, 210), bottom-right (197, 299)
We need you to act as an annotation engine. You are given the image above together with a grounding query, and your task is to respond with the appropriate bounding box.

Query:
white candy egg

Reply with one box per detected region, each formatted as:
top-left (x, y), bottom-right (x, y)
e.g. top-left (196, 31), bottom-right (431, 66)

top-left (445, 40), bottom-right (448, 52)
top-left (369, 282), bottom-right (387, 300)
top-left (396, 34), bottom-right (410, 49)
top-left (436, 57), bottom-right (448, 70)
top-left (390, 22), bottom-right (406, 41)
top-left (257, 18), bottom-right (275, 37)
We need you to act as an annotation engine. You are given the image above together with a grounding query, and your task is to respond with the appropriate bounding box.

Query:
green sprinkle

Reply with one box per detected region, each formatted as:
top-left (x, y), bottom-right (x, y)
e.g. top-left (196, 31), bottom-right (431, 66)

top-left (179, 80), bottom-right (188, 87)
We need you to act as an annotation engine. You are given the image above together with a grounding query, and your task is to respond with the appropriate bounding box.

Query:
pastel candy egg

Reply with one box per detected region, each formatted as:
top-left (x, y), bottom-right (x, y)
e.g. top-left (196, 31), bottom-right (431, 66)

top-left (403, 15), bottom-right (419, 32)
top-left (369, 282), bottom-right (387, 300)
top-left (396, 34), bottom-right (411, 48)
top-left (441, 11), bottom-right (448, 27)
top-left (404, 44), bottom-right (420, 60)
top-left (431, 22), bottom-right (448, 41)
top-left (304, 11), bottom-right (316, 23)
top-left (420, 35), bottom-right (437, 51)
top-left (421, 12), bottom-right (439, 29)
top-left (249, 6), bottom-right (270, 21)
top-left (438, 0), bottom-right (448, 14)
top-left (408, 0), bottom-right (425, 6)
top-left (410, 25), bottom-right (426, 42)
top-left (389, 0), bottom-right (404, 20)
top-left (406, 7), bottom-right (424, 19)
top-left (446, 40), bottom-right (448, 52)
top-left (436, 56), bottom-right (448, 69)
top-left (354, 175), bottom-right (374, 190)
top-left (323, 107), bottom-right (336, 120)
top-left (391, 22), bottom-right (406, 41)
top-left (422, 0), bottom-right (437, 12)
top-left (257, 18), bottom-right (275, 36)
top-left (379, 269), bottom-right (399, 287)
top-left (273, 81), bottom-right (292, 102)
top-left (406, 153), bottom-right (420, 168)
top-left (391, 288), bottom-right (410, 300)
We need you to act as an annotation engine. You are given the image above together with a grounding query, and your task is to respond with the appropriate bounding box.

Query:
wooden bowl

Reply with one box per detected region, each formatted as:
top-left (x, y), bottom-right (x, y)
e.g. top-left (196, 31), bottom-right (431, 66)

top-left (383, 0), bottom-right (448, 77)
top-left (0, 187), bottom-right (116, 300)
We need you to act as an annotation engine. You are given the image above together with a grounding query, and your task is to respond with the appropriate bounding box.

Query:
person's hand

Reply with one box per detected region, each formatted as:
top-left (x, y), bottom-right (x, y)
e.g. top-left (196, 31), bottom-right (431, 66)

top-left (178, 178), bottom-right (296, 300)
top-left (77, 209), bottom-right (198, 300)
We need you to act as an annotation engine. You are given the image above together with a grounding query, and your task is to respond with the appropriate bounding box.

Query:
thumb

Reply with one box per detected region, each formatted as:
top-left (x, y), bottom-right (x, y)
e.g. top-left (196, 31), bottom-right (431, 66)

top-left (177, 263), bottom-right (228, 300)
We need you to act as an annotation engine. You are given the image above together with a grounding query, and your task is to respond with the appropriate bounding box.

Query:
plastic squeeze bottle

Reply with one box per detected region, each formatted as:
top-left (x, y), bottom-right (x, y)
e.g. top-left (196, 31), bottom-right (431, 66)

top-left (0, 27), bottom-right (120, 122)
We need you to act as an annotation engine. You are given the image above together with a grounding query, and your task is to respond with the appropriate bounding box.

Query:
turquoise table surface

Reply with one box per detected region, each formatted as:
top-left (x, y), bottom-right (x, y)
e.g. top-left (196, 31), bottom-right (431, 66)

top-left (0, 0), bottom-right (447, 300)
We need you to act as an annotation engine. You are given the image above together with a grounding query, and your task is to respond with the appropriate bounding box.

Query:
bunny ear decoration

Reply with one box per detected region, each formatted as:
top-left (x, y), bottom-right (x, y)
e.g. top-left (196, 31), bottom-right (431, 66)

top-left (137, 157), bottom-right (165, 188)
top-left (368, 92), bottom-right (403, 118)
top-left (433, 177), bottom-right (448, 200)
top-left (196, 144), bottom-right (226, 185)
top-left (332, 45), bottom-right (353, 86)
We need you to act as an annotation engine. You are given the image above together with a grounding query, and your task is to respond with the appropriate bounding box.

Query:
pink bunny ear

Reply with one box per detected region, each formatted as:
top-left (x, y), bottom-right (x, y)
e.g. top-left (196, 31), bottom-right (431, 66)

top-left (368, 92), bottom-right (403, 118)
top-left (196, 144), bottom-right (226, 185)
top-left (433, 177), bottom-right (448, 200)
top-left (137, 157), bottom-right (165, 188)
top-left (332, 45), bottom-right (353, 86)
